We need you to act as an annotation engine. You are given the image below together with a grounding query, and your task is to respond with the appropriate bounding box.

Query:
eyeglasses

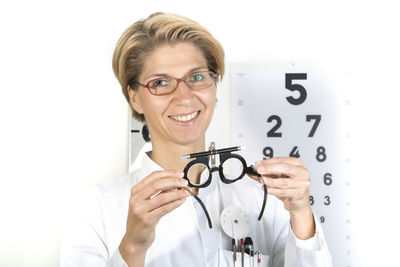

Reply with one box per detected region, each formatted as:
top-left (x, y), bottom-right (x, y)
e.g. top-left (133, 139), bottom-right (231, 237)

top-left (181, 143), bottom-right (267, 229)
top-left (131, 70), bottom-right (218, 96)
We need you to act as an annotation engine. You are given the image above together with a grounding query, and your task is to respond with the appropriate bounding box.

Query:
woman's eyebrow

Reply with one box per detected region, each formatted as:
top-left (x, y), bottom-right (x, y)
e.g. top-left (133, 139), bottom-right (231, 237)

top-left (185, 66), bottom-right (208, 74)
top-left (144, 66), bottom-right (208, 80)
top-left (144, 73), bottom-right (169, 80)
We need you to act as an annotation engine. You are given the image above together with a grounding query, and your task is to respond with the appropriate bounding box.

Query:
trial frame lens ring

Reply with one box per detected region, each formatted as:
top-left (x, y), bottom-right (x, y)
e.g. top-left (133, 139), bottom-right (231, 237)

top-left (183, 157), bottom-right (212, 188)
top-left (219, 153), bottom-right (247, 184)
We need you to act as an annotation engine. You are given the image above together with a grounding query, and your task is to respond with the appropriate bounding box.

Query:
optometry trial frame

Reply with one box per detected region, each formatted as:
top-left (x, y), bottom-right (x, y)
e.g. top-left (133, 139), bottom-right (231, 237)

top-left (180, 142), bottom-right (268, 229)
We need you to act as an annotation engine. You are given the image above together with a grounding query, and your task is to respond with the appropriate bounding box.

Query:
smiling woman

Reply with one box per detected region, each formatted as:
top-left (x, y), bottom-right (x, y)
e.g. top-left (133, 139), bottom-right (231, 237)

top-left (112, 12), bottom-right (224, 123)
top-left (60, 12), bottom-right (333, 267)
top-left (127, 43), bottom-right (218, 150)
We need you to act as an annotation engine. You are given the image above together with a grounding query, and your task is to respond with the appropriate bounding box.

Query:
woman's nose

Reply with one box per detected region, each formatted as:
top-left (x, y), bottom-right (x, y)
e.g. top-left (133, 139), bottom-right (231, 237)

top-left (173, 79), bottom-right (194, 102)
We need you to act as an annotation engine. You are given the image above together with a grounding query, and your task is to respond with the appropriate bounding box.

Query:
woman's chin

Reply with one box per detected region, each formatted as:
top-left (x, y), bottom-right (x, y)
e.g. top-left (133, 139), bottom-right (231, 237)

top-left (169, 132), bottom-right (205, 147)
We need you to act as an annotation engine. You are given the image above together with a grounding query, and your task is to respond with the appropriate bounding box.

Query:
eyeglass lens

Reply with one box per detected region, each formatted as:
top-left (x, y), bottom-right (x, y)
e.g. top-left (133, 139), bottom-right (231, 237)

top-left (186, 163), bottom-right (210, 187)
top-left (220, 157), bottom-right (244, 181)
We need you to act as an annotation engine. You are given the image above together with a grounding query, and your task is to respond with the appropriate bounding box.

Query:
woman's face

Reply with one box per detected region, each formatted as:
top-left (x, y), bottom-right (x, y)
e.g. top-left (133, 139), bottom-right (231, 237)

top-left (129, 42), bottom-right (217, 146)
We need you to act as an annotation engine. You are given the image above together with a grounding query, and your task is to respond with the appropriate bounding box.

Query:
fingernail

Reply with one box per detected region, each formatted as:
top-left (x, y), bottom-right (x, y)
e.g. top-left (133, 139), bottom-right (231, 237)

top-left (176, 170), bottom-right (184, 177)
top-left (180, 179), bottom-right (188, 186)
top-left (257, 166), bottom-right (265, 173)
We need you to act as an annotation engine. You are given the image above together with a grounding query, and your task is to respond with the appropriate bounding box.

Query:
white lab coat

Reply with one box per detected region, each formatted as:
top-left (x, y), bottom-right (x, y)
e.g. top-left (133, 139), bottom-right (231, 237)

top-left (60, 148), bottom-right (332, 267)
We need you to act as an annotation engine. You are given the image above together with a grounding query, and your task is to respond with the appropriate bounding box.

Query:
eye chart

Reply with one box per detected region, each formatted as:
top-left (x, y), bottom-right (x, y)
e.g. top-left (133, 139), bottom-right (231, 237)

top-left (230, 63), bottom-right (355, 267)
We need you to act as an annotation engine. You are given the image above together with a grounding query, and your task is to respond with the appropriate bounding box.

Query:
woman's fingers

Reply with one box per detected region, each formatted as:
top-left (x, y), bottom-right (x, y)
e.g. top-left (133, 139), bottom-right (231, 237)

top-left (265, 178), bottom-right (310, 199)
top-left (127, 169), bottom-right (193, 230)
top-left (263, 177), bottom-right (310, 190)
top-left (267, 187), bottom-right (307, 199)
top-left (258, 157), bottom-right (303, 166)
top-left (131, 170), bottom-right (187, 198)
top-left (255, 160), bottom-right (309, 180)
top-left (253, 157), bottom-right (311, 212)
top-left (147, 197), bottom-right (188, 223)
top-left (134, 188), bottom-right (190, 215)
top-left (137, 177), bottom-right (188, 200)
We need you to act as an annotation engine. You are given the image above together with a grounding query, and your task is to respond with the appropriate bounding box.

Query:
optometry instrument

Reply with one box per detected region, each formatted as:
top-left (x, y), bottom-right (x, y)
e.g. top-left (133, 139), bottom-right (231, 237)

top-left (181, 142), bottom-right (268, 229)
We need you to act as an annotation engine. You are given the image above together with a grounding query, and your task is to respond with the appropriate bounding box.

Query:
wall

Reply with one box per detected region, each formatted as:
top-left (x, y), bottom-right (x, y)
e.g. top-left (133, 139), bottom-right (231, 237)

top-left (0, 0), bottom-right (399, 266)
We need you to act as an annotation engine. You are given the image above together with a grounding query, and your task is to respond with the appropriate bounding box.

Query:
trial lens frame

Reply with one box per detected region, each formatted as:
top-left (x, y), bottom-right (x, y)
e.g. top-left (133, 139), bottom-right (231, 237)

top-left (181, 143), bottom-right (268, 228)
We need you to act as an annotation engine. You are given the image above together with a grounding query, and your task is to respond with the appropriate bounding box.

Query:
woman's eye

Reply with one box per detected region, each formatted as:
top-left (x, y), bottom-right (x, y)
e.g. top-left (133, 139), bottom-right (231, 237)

top-left (150, 79), bottom-right (168, 88)
top-left (190, 73), bottom-right (205, 82)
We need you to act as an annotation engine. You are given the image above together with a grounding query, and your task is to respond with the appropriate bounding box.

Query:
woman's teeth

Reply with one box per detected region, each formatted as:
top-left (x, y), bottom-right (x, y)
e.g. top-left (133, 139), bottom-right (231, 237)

top-left (169, 111), bottom-right (199, 122)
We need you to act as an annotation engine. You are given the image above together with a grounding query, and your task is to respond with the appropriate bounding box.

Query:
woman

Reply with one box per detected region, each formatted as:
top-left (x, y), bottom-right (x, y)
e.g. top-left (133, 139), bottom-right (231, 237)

top-left (61, 12), bottom-right (332, 267)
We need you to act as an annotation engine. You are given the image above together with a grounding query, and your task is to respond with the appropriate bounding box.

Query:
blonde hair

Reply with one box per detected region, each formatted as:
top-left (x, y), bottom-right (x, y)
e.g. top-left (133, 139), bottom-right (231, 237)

top-left (112, 12), bottom-right (225, 122)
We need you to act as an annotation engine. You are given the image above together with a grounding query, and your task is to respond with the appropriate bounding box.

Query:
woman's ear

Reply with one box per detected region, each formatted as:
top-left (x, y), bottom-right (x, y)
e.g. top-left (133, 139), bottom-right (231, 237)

top-left (127, 86), bottom-right (144, 114)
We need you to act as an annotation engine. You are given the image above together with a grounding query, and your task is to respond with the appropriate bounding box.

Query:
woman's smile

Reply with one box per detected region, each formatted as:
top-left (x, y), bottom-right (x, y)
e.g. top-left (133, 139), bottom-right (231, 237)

top-left (130, 42), bottom-right (217, 146)
top-left (168, 111), bottom-right (200, 124)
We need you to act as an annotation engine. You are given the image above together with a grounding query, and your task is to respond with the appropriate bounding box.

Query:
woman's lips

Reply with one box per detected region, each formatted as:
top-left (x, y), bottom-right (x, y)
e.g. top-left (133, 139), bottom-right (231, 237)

top-left (168, 111), bottom-right (200, 124)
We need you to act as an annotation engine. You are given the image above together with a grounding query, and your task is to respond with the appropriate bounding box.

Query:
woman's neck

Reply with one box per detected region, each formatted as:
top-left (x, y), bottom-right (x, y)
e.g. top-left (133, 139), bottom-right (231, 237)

top-left (150, 137), bottom-right (206, 173)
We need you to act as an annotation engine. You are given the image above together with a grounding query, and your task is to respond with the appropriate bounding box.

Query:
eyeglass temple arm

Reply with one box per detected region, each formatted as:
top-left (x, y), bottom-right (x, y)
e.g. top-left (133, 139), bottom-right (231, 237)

top-left (258, 184), bottom-right (267, 221)
top-left (181, 186), bottom-right (212, 229)
top-left (247, 166), bottom-right (267, 221)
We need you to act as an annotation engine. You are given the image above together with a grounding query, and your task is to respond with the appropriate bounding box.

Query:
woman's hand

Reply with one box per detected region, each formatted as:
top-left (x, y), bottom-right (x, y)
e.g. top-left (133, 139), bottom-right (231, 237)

top-left (253, 157), bottom-right (315, 239)
top-left (119, 170), bottom-right (190, 266)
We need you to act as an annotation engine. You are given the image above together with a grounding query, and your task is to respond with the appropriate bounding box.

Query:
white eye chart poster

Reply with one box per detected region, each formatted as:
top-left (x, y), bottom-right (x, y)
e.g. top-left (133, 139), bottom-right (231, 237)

top-left (230, 63), bottom-right (355, 267)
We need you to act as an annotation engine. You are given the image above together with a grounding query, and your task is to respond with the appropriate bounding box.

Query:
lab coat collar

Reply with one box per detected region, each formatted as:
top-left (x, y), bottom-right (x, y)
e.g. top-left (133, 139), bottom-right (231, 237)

top-left (134, 150), bottom-right (163, 184)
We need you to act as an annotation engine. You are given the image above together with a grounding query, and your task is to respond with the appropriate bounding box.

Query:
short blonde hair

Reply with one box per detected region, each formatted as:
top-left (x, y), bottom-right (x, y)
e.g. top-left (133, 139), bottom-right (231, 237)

top-left (112, 12), bottom-right (225, 122)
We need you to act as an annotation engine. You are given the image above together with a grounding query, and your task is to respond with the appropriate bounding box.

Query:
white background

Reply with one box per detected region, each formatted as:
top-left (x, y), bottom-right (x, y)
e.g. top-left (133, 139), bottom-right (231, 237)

top-left (0, 0), bottom-right (399, 266)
